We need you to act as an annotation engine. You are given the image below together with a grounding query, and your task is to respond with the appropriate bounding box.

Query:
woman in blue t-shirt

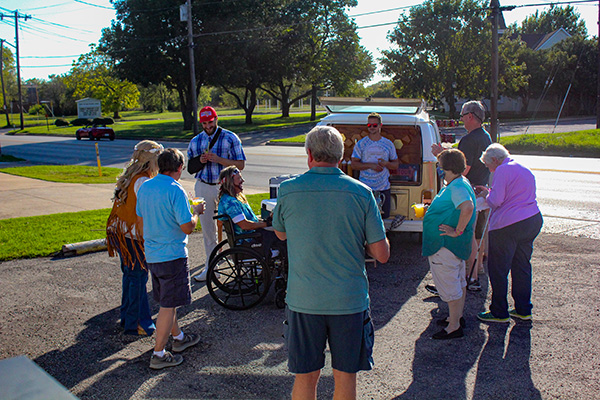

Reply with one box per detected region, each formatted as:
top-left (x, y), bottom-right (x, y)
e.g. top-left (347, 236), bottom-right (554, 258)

top-left (423, 149), bottom-right (476, 340)
top-left (217, 166), bottom-right (285, 260)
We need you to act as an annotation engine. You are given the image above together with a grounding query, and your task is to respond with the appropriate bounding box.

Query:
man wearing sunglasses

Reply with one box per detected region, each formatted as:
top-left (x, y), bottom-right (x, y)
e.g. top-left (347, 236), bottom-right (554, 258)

top-left (350, 112), bottom-right (399, 219)
top-left (432, 100), bottom-right (492, 292)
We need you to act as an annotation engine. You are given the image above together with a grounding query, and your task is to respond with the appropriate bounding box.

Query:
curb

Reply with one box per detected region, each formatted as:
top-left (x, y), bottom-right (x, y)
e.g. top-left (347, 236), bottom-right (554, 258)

top-left (61, 238), bottom-right (107, 257)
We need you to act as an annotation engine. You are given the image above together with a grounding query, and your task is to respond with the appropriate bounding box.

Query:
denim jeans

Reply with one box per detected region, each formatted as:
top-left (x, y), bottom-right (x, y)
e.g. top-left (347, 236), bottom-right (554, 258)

top-left (119, 238), bottom-right (155, 335)
top-left (488, 212), bottom-right (543, 318)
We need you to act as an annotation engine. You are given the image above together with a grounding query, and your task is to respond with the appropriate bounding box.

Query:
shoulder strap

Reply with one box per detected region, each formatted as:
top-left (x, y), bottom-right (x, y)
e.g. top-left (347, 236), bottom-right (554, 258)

top-left (207, 127), bottom-right (222, 151)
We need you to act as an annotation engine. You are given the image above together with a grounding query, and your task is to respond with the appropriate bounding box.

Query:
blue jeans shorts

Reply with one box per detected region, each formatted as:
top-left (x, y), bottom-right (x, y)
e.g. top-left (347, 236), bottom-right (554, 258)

top-left (284, 307), bottom-right (374, 374)
top-left (147, 257), bottom-right (191, 308)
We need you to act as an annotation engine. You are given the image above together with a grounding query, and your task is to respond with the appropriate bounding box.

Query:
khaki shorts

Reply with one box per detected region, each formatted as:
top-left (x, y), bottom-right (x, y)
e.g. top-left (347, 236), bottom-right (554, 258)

top-left (428, 247), bottom-right (466, 302)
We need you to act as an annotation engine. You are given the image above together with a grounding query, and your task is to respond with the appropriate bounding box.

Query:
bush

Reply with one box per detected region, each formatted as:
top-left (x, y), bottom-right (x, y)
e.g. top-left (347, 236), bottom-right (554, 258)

top-left (92, 117), bottom-right (114, 125)
top-left (71, 118), bottom-right (93, 126)
top-left (28, 104), bottom-right (45, 115)
top-left (55, 118), bottom-right (69, 127)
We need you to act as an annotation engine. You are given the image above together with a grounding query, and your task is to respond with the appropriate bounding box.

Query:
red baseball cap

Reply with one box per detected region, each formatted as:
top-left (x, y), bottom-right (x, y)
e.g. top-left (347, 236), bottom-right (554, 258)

top-left (199, 106), bottom-right (218, 122)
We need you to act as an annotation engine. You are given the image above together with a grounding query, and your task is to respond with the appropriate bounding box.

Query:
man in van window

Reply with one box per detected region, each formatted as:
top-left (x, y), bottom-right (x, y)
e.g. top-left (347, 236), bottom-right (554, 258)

top-left (351, 112), bottom-right (400, 218)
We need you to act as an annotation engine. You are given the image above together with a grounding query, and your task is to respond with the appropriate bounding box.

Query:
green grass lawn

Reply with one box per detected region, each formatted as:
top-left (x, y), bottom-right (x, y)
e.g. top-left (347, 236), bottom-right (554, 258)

top-left (0, 192), bottom-right (270, 261)
top-left (11, 112), bottom-right (326, 140)
top-left (499, 129), bottom-right (600, 157)
top-left (273, 129), bottom-right (600, 157)
top-left (0, 165), bottom-right (123, 184)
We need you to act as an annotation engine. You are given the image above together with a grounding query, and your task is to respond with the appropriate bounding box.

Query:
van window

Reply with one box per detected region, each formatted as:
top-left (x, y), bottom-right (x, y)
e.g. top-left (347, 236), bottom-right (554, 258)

top-left (333, 124), bottom-right (423, 185)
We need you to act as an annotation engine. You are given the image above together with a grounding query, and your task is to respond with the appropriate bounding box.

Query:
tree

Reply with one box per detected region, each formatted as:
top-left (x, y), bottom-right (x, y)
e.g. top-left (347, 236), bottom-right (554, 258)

top-left (37, 74), bottom-right (77, 116)
top-left (1, 45), bottom-right (18, 123)
top-left (101, 0), bottom-right (210, 129)
top-left (205, 0), bottom-right (283, 124)
top-left (65, 47), bottom-right (139, 119)
top-left (138, 83), bottom-right (179, 113)
top-left (381, 0), bottom-right (490, 116)
top-left (260, 0), bottom-right (374, 120)
top-left (518, 5), bottom-right (587, 37)
top-left (381, 0), bottom-right (527, 117)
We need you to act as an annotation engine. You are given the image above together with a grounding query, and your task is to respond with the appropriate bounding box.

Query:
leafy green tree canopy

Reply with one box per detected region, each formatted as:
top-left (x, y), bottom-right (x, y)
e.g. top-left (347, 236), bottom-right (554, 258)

top-left (65, 46), bottom-right (139, 119)
top-left (517, 5), bottom-right (587, 37)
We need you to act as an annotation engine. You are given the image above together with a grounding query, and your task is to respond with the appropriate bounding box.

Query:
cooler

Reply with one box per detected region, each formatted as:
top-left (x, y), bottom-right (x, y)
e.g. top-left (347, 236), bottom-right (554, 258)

top-left (269, 174), bottom-right (300, 199)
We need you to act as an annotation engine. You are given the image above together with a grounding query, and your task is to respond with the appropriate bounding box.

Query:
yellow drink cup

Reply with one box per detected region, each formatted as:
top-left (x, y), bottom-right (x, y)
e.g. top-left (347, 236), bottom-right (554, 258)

top-left (412, 203), bottom-right (427, 219)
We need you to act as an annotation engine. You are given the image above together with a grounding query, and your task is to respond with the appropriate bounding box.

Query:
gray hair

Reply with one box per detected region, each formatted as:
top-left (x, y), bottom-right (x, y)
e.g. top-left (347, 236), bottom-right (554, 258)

top-left (480, 143), bottom-right (510, 164)
top-left (461, 100), bottom-right (486, 122)
top-left (305, 126), bottom-right (344, 164)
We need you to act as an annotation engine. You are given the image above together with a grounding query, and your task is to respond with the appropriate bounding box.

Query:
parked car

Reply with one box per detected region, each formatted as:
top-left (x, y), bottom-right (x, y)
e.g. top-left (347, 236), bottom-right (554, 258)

top-left (317, 97), bottom-right (442, 233)
top-left (75, 125), bottom-right (115, 141)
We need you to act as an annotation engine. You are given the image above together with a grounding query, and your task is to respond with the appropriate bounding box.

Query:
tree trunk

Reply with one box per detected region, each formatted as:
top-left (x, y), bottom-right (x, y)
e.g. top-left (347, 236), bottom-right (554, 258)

top-left (178, 88), bottom-right (194, 131)
top-left (310, 85), bottom-right (318, 121)
top-left (244, 89), bottom-right (257, 124)
top-left (112, 110), bottom-right (120, 119)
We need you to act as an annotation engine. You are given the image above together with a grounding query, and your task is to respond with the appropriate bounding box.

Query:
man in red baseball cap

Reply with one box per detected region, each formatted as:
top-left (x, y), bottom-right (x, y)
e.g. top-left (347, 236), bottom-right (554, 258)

top-left (199, 106), bottom-right (217, 123)
top-left (187, 106), bottom-right (246, 282)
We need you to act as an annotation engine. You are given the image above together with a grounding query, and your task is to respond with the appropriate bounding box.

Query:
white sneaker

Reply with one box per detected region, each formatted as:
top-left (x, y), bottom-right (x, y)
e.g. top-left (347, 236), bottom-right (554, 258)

top-left (193, 268), bottom-right (207, 282)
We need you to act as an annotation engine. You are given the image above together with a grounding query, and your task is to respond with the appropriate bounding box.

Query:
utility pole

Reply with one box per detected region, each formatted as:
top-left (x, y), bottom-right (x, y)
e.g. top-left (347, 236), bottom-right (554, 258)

top-left (1, 10), bottom-right (30, 130)
top-left (489, 0), bottom-right (499, 142)
top-left (182, 0), bottom-right (198, 135)
top-left (597, 0), bottom-right (600, 128)
top-left (0, 39), bottom-right (11, 127)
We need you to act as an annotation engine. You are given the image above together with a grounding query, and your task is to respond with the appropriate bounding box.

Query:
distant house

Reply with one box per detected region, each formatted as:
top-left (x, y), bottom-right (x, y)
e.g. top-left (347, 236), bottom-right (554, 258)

top-left (511, 28), bottom-right (572, 51)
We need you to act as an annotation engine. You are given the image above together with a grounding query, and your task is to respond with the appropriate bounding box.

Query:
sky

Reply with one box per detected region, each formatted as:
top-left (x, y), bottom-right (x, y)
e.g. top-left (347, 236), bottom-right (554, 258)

top-left (1, 0), bottom-right (598, 84)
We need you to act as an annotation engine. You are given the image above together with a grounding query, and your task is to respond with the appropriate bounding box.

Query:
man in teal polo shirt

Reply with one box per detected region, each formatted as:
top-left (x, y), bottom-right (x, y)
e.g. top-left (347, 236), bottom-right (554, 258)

top-left (272, 125), bottom-right (390, 400)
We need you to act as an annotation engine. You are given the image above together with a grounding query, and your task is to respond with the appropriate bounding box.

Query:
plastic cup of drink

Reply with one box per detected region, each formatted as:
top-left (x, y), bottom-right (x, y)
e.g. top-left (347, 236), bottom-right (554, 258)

top-left (191, 197), bottom-right (204, 206)
top-left (412, 203), bottom-right (427, 219)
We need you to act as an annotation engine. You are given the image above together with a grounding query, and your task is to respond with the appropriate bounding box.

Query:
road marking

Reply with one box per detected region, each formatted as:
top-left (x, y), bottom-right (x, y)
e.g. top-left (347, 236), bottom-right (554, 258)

top-left (543, 214), bottom-right (600, 223)
top-left (531, 168), bottom-right (600, 175)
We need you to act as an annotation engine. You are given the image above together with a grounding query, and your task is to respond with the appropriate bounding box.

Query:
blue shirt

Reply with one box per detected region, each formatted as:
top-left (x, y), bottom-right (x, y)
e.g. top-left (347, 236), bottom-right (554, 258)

top-left (422, 176), bottom-right (476, 260)
top-left (351, 135), bottom-right (398, 191)
top-left (187, 127), bottom-right (246, 184)
top-left (217, 194), bottom-right (259, 237)
top-left (136, 174), bottom-right (192, 263)
top-left (272, 167), bottom-right (386, 315)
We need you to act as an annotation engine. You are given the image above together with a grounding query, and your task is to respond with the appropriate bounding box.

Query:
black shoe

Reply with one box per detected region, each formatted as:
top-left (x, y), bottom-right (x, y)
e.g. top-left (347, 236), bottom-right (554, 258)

top-left (436, 317), bottom-right (466, 328)
top-left (432, 326), bottom-right (464, 340)
top-left (425, 284), bottom-right (439, 296)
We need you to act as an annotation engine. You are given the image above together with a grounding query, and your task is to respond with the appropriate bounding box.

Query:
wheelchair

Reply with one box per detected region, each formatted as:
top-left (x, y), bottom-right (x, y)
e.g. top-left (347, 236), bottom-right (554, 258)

top-left (205, 214), bottom-right (288, 310)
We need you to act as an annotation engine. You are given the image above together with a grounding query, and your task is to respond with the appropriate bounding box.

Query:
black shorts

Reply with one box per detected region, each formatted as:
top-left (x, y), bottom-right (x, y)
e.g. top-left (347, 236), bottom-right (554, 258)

top-left (148, 257), bottom-right (192, 308)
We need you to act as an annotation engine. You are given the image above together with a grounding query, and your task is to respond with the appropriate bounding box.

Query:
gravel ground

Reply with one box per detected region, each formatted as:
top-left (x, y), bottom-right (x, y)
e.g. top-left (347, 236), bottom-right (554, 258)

top-left (1, 231), bottom-right (599, 399)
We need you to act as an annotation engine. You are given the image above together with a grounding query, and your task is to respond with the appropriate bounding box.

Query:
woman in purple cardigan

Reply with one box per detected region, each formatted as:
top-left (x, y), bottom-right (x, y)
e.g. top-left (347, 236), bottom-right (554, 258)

top-left (474, 143), bottom-right (543, 323)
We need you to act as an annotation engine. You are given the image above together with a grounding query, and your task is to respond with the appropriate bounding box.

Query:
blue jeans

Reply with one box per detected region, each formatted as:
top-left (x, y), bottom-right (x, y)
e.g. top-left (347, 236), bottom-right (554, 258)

top-left (119, 238), bottom-right (155, 335)
top-left (488, 213), bottom-right (543, 318)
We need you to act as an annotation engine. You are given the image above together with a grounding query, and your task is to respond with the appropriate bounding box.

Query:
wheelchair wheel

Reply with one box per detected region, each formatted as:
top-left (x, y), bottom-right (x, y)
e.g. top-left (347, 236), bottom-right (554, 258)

top-left (207, 240), bottom-right (230, 267)
top-left (207, 247), bottom-right (271, 310)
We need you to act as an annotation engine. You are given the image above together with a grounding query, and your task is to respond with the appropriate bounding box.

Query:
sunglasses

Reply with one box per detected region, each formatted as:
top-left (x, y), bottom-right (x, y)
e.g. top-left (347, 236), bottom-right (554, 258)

top-left (231, 169), bottom-right (240, 176)
top-left (367, 123), bottom-right (379, 128)
top-left (134, 143), bottom-right (164, 153)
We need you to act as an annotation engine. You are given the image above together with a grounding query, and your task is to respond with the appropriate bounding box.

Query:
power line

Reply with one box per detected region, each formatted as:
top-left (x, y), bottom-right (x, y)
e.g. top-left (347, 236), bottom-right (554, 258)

top-left (73, 0), bottom-right (113, 10)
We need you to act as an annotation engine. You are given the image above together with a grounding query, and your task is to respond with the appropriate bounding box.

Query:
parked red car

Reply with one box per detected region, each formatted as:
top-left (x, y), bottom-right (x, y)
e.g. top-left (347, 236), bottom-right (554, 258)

top-left (76, 125), bottom-right (115, 141)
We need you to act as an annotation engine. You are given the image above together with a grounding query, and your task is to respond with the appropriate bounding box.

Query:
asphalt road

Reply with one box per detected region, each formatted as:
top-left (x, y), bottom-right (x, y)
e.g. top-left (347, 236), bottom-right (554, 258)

top-left (0, 230), bottom-right (598, 399)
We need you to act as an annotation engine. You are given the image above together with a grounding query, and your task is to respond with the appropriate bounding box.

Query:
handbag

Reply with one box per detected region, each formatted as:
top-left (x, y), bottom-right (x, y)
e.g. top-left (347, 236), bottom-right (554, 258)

top-left (188, 127), bottom-right (222, 174)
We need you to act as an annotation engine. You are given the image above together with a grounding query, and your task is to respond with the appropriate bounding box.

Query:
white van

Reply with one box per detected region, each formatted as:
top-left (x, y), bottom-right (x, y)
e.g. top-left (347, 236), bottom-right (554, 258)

top-left (317, 97), bottom-right (442, 232)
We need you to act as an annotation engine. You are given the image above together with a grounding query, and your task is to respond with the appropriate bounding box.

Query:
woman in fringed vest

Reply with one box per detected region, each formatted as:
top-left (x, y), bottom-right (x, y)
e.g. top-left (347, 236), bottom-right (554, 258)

top-left (107, 140), bottom-right (163, 335)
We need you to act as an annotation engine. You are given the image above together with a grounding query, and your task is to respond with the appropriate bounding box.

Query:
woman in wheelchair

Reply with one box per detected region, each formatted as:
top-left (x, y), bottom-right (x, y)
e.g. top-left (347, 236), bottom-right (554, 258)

top-left (217, 166), bottom-right (285, 261)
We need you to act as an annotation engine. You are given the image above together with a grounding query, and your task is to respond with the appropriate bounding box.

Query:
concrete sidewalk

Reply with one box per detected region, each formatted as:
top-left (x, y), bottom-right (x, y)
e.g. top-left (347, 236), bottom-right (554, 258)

top-left (0, 172), bottom-right (262, 220)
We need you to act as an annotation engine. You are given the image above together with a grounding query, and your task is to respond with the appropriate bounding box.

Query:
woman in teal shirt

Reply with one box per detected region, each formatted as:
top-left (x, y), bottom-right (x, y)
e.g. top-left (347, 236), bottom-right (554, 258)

top-left (423, 149), bottom-right (476, 340)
